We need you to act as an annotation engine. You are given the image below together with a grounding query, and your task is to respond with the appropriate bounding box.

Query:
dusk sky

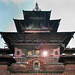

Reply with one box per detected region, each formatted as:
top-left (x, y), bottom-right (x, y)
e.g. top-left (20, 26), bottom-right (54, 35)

top-left (0, 0), bottom-right (75, 48)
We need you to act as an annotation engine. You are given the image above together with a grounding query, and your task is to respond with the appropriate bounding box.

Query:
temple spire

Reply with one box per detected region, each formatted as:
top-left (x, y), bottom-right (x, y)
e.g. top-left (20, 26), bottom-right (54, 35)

top-left (33, 3), bottom-right (41, 11)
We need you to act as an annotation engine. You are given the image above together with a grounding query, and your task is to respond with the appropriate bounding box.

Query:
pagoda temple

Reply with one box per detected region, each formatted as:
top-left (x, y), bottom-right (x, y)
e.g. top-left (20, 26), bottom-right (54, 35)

top-left (0, 3), bottom-right (75, 75)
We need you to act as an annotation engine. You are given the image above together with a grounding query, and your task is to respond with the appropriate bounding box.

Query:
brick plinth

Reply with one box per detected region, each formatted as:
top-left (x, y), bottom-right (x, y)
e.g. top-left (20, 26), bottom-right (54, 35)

top-left (9, 63), bottom-right (33, 72)
top-left (65, 64), bottom-right (75, 71)
top-left (41, 64), bottom-right (65, 72)
top-left (0, 65), bottom-right (9, 75)
top-left (10, 73), bottom-right (63, 75)
top-left (9, 72), bottom-right (75, 75)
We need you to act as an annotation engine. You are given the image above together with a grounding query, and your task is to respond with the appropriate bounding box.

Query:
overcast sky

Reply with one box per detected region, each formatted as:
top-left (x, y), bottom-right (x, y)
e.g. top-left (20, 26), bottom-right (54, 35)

top-left (0, 0), bottom-right (75, 48)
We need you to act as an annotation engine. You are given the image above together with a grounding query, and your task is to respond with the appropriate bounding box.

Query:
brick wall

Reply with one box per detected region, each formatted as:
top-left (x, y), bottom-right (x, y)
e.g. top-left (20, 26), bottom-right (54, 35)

top-left (9, 64), bottom-right (33, 72)
top-left (10, 73), bottom-right (61, 75)
top-left (0, 65), bottom-right (9, 75)
top-left (9, 72), bottom-right (75, 75)
top-left (0, 64), bottom-right (75, 75)
top-left (65, 64), bottom-right (75, 70)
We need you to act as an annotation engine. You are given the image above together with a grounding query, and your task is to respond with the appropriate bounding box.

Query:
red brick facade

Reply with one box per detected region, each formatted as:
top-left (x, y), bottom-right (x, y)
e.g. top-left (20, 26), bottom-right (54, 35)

top-left (0, 62), bottom-right (74, 75)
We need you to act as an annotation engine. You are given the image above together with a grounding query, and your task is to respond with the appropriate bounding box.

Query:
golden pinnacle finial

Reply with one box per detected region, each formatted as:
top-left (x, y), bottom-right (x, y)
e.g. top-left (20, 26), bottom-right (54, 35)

top-left (33, 3), bottom-right (41, 11)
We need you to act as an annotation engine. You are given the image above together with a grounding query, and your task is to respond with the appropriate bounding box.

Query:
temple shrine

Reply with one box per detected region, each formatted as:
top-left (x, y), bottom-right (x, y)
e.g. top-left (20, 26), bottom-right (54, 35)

top-left (0, 3), bottom-right (75, 75)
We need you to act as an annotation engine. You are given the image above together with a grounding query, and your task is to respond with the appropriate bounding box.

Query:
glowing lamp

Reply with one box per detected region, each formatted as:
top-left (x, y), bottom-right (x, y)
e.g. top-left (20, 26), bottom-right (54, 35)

top-left (43, 51), bottom-right (48, 57)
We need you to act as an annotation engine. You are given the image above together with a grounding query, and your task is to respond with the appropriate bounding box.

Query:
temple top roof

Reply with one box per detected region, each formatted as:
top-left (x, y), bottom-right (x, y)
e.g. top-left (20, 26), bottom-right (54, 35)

top-left (23, 10), bottom-right (51, 20)
top-left (13, 3), bottom-right (62, 33)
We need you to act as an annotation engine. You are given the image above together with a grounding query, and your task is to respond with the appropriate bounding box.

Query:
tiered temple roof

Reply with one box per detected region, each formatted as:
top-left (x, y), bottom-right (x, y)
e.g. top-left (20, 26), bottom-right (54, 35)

top-left (0, 3), bottom-right (74, 58)
top-left (59, 48), bottom-right (75, 65)
top-left (13, 3), bottom-right (61, 33)
top-left (0, 48), bottom-right (12, 54)
top-left (0, 48), bottom-right (16, 65)
top-left (0, 32), bottom-right (74, 53)
top-left (14, 19), bottom-right (60, 32)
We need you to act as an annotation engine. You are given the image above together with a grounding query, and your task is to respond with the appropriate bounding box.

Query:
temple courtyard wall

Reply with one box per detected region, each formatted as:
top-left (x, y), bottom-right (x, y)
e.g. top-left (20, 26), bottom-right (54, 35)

top-left (0, 64), bottom-right (75, 75)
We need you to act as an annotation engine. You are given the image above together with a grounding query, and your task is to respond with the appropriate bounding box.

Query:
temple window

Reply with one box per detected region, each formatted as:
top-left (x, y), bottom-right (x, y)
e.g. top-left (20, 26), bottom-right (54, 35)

top-left (36, 50), bottom-right (40, 55)
top-left (28, 51), bottom-right (32, 56)
top-left (17, 51), bottom-right (20, 55)
top-left (55, 51), bottom-right (58, 55)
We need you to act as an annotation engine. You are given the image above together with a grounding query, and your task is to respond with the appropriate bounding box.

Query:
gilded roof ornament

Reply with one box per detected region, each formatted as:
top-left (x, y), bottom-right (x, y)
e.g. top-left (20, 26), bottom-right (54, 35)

top-left (33, 3), bottom-right (41, 11)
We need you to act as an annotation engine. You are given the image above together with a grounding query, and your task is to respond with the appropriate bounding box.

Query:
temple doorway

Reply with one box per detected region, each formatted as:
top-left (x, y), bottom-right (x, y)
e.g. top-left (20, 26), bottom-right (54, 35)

top-left (33, 60), bottom-right (40, 71)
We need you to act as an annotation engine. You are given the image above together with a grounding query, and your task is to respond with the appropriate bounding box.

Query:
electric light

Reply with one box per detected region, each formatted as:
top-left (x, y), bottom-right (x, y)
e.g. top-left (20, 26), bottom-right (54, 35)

top-left (43, 51), bottom-right (48, 57)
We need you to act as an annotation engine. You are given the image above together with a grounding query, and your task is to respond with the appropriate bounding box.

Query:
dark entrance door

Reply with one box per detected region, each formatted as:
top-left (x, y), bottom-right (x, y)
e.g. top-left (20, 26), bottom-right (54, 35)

top-left (34, 63), bottom-right (39, 71)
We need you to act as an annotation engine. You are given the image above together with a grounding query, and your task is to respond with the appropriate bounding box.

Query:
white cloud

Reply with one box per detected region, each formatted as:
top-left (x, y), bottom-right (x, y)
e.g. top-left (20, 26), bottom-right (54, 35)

top-left (2, 0), bottom-right (25, 8)
top-left (11, 0), bottom-right (24, 8)
top-left (2, 0), bottom-right (9, 5)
